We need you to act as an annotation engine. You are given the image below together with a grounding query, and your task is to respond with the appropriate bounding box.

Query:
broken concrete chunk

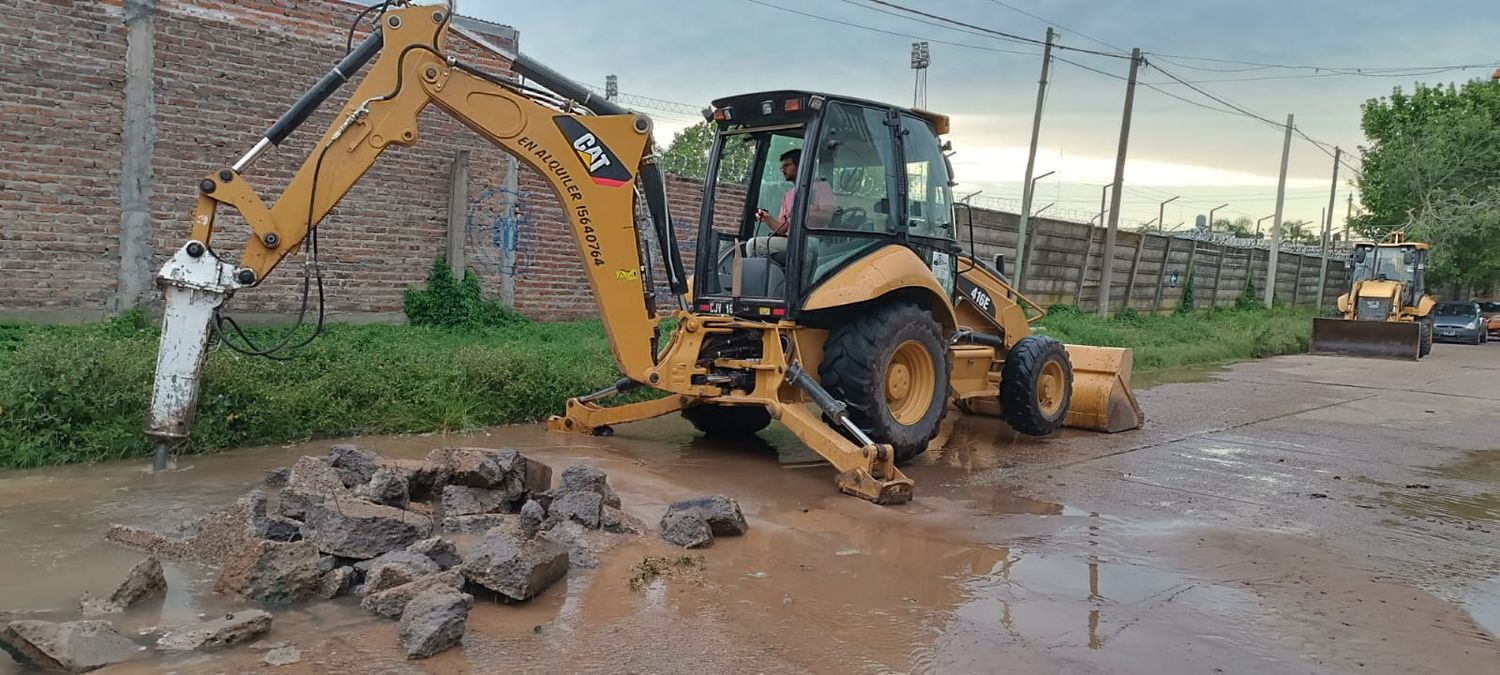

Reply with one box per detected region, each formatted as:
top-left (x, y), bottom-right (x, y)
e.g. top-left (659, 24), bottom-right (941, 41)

top-left (515, 454), bottom-right (553, 496)
top-left (287, 456), bottom-right (349, 496)
top-left (316, 567), bottom-right (356, 600)
top-left (354, 467), bottom-right (410, 509)
top-left (548, 490), bottom-right (604, 530)
top-left (601, 506), bottom-right (644, 535)
top-left (105, 490), bottom-right (263, 566)
top-left (461, 526), bottom-right (569, 601)
top-left (213, 539), bottom-right (323, 606)
top-left (407, 538), bottom-right (461, 571)
top-left (363, 563), bottom-right (420, 596)
top-left (361, 571), bottom-right (465, 620)
top-left (441, 485), bottom-right (512, 517)
top-left (556, 464), bottom-right (621, 508)
top-left (256, 515), bottom-right (303, 543)
top-left (278, 457), bottom-right (352, 520)
top-left (520, 500), bottom-right (545, 539)
top-left (328, 444), bottom-right (381, 488)
top-left (300, 498), bottom-right (431, 559)
top-left (263, 644), bottom-right (302, 667)
top-left (664, 495), bottom-right (748, 537)
top-left (0, 620), bottom-right (141, 673)
top-left (439, 514), bottom-right (512, 535)
top-left (658, 510), bottom-right (713, 549)
top-left (353, 549), bottom-right (442, 576)
top-left (425, 448), bottom-right (510, 490)
top-left (541, 521), bottom-right (611, 568)
top-left (156, 610), bottom-right (272, 651)
top-left (398, 587), bottom-right (473, 659)
top-left (78, 556), bottom-right (166, 616)
top-left (263, 466), bottom-right (291, 488)
top-left (378, 458), bottom-right (446, 502)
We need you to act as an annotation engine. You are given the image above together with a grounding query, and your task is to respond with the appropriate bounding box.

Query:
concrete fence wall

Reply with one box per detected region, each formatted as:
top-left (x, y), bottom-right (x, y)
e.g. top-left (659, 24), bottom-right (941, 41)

top-left (959, 207), bottom-right (1349, 313)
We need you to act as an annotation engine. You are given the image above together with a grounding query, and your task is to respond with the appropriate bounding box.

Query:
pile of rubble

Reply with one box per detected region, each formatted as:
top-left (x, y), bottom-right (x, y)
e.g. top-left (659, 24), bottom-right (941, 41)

top-left (1, 444), bottom-right (748, 671)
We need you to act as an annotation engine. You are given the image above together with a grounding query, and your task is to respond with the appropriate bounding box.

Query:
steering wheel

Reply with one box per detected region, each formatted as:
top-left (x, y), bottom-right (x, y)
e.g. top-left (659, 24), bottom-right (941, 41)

top-left (835, 207), bottom-right (870, 231)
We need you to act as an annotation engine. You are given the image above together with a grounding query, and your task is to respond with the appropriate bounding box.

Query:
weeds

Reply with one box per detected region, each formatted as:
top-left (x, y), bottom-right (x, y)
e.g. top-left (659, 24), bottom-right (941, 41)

top-left (1038, 305), bottom-right (1315, 371)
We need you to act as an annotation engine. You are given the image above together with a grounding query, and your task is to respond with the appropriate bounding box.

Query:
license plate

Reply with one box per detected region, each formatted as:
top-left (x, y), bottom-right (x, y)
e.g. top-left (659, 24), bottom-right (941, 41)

top-left (1440, 330), bottom-right (1456, 336)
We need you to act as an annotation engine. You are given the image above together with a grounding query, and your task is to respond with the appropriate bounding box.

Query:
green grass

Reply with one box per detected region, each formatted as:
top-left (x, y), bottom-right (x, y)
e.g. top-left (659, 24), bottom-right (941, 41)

top-left (0, 304), bottom-right (1316, 470)
top-left (1035, 304), bottom-right (1316, 371)
top-left (0, 314), bottom-right (625, 469)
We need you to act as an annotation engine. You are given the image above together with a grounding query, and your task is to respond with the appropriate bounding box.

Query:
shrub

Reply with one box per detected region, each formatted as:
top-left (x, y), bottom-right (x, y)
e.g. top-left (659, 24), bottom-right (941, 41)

top-left (403, 257), bottom-right (526, 328)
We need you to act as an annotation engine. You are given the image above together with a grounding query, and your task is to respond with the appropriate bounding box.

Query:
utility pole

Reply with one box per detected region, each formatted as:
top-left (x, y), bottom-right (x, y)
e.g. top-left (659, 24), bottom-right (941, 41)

top-left (1316, 146), bottom-right (1340, 309)
top-left (1265, 113), bottom-right (1293, 308)
top-left (1157, 195), bottom-right (1179, 232)
top-left (1098, 48), bottom-right (1142, 316)
top-left (1015, 27), bottom-right (1054, 292)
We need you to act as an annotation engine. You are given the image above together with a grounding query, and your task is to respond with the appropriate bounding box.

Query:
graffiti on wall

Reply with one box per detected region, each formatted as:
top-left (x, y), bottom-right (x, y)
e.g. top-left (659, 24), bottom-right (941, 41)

top-left (466, 184), bottom-right (530, 278)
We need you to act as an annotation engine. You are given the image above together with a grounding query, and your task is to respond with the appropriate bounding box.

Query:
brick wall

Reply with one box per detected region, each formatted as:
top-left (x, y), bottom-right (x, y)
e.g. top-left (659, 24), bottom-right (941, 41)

top-left (0, 0), bottom-right (127, 316)
top-left (0, 0), bottom-right (1345, 323)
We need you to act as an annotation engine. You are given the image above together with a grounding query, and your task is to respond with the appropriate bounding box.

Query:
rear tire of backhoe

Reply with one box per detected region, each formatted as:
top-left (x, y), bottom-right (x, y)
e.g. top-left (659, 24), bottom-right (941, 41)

top-left (681, 404), bottom-right (772, 438)
top-left (1419, 318), bottom-right (1433, 357)
top-left (819, 302), bottom-right (951, 464)
top-left (1000, 335), bottom-right (1074, 436)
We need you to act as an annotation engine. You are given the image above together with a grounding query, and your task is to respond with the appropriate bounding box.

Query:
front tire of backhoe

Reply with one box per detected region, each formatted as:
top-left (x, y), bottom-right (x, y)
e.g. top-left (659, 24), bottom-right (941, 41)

top-left (819, 303), bottom-right (950, 464)
top-left (1419, 318), bottom-right (1433, 357)
top-left (681, 404), bottom-right (772, 438)
top-left (1000, 335), bottom-right (1074, 436)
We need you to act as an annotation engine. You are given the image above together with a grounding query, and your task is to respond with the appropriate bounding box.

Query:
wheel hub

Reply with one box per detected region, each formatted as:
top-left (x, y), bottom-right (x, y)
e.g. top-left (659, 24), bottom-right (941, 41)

top-left (886, 340), bottom-right (936, 426)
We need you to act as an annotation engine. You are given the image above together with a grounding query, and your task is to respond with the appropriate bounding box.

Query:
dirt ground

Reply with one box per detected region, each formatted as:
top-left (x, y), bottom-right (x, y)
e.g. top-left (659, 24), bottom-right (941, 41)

top-left (1, 342), bottom-right (1497, 674)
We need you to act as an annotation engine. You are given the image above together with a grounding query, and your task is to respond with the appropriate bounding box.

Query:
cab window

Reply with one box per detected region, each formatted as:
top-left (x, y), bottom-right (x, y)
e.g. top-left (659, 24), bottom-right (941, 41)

top-left (900, 115), bottom-right (954, 240)
top-left (808, 102), bottom-right (898, 233)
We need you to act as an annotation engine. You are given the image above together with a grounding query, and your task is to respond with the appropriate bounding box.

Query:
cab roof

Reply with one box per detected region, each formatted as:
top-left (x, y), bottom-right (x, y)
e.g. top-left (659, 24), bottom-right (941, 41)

top-left (711, 90), bottom-right (950, 135)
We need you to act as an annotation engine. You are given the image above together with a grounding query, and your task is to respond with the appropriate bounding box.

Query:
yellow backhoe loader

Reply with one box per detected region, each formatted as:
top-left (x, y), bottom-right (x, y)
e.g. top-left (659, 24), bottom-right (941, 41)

top-left (144, 1), bottom-right (1142, 505)
top-left (1310, 232), bottom-right (1437, 360)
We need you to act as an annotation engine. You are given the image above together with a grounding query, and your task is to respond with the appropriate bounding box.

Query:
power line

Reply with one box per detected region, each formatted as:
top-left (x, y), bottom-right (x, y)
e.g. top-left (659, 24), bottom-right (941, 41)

top-left (850, 0), bottom-right (1131, 59)
top-left (743, 0), bottom-right (1039, 57)
top-left (981, 0), bottom-right (1128, 55)
top-left (1147, 51), bottom-right (1500, 76)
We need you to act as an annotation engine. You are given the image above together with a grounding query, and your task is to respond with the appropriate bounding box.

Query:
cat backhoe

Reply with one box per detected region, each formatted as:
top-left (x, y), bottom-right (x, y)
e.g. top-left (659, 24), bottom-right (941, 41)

top-left (145, 1), bottom-right (1142, 505)
top-left (1310, 232), bottom-right (1437, 360)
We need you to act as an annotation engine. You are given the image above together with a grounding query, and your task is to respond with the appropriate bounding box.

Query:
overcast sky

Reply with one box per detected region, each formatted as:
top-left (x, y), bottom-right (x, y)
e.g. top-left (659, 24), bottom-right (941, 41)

top-left (455, 0), bottom-right (1500, 231)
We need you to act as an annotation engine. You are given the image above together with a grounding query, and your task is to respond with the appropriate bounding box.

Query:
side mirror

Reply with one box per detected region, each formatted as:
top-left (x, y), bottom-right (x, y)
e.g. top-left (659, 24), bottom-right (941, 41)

top-left (1354, 248), bottom-right (1367, 264)
top-left (994, 254), bottom-right (1006, 277)
top-left (1403, 249), bottom-right (1415, 265)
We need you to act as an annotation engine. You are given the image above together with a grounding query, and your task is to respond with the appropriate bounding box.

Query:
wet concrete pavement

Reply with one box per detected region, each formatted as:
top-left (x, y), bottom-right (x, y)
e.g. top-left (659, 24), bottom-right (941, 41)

top-left (1, 342), bottom-right (1497, 673)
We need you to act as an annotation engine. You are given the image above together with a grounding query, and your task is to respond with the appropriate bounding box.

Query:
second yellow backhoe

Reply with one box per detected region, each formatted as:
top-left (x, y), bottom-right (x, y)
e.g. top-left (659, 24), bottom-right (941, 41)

top-left (144, 1), bottom-right (1143, 505)
top-left (1311, 232), bottom-right (1437, 360)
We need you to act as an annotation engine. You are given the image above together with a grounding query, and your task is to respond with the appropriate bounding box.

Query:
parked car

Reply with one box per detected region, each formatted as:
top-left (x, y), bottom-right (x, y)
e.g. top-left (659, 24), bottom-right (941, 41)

top-left (1432, 301), bottom-right (1487, 345)
top-left (1478, 300), bottom-right (1500, 337)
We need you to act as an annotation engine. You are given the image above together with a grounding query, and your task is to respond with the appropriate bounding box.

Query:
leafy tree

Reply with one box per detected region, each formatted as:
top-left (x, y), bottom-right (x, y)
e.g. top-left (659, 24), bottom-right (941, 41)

top-left (1213, 216), bottom-right (1254, 237)
top-left (657, 121), bottom-right (755, 183)
top-left (1355, 79), bottom-right (1500, 289)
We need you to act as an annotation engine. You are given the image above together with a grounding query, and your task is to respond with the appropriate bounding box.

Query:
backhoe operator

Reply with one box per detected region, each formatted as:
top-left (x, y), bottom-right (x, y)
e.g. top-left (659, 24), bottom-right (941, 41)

top-left (746, 148), bottom-right (833, 259)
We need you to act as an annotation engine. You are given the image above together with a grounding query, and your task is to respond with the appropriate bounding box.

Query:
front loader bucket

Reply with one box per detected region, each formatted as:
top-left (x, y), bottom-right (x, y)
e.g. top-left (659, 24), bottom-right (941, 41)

top-left (1062, 345), bottom-right (1144, 433)
top-left (1310, 317), bottom-right (1421, 360)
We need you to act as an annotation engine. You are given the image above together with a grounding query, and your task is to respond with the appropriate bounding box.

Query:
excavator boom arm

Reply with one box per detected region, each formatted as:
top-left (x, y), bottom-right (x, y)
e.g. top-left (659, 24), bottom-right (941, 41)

top-left (147, 4), bottom-right (664, 446)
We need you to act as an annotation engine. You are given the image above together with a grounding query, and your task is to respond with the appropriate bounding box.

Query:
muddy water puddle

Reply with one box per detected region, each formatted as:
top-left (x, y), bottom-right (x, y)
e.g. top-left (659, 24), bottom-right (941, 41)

top-left (0, 417), bottom-right (1487, 673)
top-left (1131, 362), bottom-right (1229, 390)
top-left (1363, 449), bottom-right (1500, 524)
